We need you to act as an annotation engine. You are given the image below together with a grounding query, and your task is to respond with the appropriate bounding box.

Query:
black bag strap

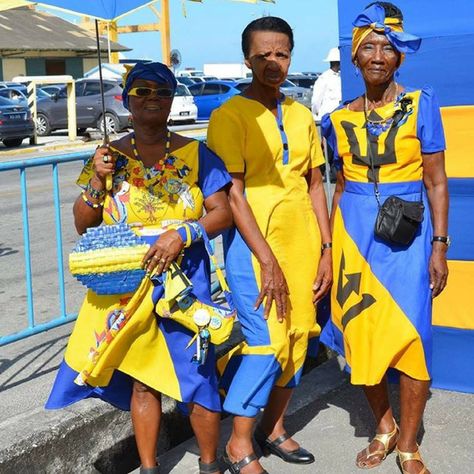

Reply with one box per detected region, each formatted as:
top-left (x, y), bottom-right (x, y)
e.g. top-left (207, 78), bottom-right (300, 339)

top-left (363, 98), bottom-right (423, 206)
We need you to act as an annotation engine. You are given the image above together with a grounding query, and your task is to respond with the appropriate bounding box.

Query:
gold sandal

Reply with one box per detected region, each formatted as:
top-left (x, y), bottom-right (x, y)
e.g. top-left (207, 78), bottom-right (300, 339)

top-left (356, 420), bottom-right (399, 469)
top-left (396, 445), bottom-right (429, 474)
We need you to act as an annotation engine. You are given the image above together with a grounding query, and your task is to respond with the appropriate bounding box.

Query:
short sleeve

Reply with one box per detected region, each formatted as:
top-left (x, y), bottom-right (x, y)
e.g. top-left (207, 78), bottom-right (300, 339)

top-left (76, 155), bottom-right (95, 189)
top-left (417, 86), bottom-right (446, 153)
top-left (198, 143), bottom-right (232, 199)
top-left (207, 106), bottom-right (245, 173)
top-left (321, 112), bottom-right (342, 170)
top-left (309, 119), bottom-right (325, 169)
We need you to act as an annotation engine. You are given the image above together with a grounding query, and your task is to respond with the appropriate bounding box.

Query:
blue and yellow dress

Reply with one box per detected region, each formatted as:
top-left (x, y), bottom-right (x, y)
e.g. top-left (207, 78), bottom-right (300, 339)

top-left (46, 140), bottom-right (231, 411)
top-left (321, 87), bottom-right (446, 385)
top-left (207, 95), bottom-right (325, 417)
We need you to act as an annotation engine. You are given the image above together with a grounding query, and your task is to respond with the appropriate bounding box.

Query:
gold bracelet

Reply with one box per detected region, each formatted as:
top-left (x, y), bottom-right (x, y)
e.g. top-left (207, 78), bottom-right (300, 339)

top-left (81, 191), bottom-right (104, 209)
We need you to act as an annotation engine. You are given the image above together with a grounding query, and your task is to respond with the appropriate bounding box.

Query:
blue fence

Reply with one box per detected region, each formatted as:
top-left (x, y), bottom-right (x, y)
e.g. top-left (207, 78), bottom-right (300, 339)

top-left (0, 151), bottom-right (92, 346)
top-left (0, 147), bottom-right (224, 346)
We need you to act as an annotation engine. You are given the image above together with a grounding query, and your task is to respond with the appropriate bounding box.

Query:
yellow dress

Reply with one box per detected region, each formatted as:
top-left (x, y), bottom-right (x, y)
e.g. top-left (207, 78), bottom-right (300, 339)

top-left (46, 140), bottom-right (231, 411)
top-left (207, 95), bottom-right (325, 416)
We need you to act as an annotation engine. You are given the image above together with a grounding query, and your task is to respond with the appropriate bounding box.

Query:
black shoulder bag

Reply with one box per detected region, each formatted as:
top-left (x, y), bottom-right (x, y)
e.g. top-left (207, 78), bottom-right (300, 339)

top-left (365, 110), bottom-right (424, 246)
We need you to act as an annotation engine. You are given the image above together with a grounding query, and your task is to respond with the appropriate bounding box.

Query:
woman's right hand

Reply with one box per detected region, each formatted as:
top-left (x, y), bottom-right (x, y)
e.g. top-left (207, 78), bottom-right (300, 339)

top-left (92, 145), bottom-right (115, 185)
top-left (255, 256), bottom-right (289, 323)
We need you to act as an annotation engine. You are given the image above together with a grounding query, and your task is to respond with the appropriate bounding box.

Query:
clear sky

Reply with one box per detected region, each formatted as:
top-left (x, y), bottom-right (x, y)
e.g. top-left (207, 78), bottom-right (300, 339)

top-left (43, 0), bottom-right (339, 74)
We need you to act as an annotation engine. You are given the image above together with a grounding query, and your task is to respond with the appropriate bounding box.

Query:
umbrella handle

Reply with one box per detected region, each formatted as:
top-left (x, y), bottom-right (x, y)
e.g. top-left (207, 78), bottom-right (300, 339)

top-left (106, 174), bottom-right (112, 191)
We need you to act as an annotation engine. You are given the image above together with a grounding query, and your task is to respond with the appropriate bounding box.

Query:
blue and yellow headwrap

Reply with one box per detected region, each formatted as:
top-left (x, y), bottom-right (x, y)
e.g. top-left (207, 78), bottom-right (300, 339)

top-left (122, 61), bottom-right (178, 110)
top-left (351, 4), bottom-right (421, 64)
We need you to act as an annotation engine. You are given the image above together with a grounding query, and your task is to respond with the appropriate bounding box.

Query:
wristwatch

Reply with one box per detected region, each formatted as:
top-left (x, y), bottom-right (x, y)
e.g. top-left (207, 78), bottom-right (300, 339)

top-left (431, 235), bottom-right (451, 247)
top-left (321, 242), bottom-right (332, 252)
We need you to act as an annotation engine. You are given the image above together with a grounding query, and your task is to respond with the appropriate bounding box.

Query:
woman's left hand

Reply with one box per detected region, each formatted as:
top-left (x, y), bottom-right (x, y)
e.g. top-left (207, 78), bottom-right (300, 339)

top-left (142, 229), bottom-right (185, 275)
top-left (313, 251), bottom-right (333, 304)
top-left (429, 246), bottom-right (448, 297)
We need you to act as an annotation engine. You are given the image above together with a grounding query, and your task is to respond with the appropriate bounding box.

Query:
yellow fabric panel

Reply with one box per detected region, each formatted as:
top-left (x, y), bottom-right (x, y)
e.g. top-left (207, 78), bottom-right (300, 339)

top-left (330, 89), bottom-right (424, 183)
top-left (441, 106), bottom-right (474, 178)
top-left (433, 260), bottom-right (474, 330)
top-left (331, 207), bottom-right (430, 384)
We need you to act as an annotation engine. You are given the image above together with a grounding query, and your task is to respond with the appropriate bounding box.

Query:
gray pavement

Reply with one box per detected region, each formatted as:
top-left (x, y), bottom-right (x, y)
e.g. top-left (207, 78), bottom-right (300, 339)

top-left (141, 357), bottom-right (474, 474)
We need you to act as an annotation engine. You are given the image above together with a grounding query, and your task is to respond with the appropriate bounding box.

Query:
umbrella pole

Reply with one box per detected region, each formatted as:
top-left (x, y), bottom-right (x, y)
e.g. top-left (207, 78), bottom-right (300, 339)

top-left (95, 19), bottom-right (108, 145)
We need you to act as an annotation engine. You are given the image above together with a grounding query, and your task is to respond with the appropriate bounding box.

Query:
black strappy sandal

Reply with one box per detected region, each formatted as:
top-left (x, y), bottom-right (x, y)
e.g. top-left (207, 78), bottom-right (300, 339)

top-left (221, 449), bottom-right (268, 474)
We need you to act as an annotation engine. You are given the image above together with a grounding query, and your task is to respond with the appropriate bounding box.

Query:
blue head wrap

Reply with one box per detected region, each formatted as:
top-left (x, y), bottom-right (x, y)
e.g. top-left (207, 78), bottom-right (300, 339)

top-left (352, 4), bottom-right (421, 63)
top-left (122, 61), bottom-right (178, 110)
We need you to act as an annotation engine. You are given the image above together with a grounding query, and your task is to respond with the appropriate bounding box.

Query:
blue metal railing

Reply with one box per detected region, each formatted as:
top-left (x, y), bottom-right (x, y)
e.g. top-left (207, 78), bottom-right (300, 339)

top-left (0, 146), bottom-right (225, 346)
top-left (0, 151), bottom-right (93, 346)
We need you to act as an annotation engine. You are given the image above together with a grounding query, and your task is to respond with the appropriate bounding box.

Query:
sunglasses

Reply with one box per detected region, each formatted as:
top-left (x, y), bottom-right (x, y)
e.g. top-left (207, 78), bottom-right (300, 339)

top-left (128, 87), bottom-right (174, 98)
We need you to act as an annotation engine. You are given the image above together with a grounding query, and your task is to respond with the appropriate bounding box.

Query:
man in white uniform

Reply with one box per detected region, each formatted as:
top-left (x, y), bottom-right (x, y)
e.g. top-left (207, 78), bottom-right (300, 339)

top-left (311, 47), bottom-right (341, 121)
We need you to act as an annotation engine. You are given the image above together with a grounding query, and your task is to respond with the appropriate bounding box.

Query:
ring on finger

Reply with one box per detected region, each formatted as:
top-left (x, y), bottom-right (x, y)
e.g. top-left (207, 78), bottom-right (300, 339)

top-left (103, 155), bottom-right (110, 163)
top-left (160, 258), bottom-right (166, 263)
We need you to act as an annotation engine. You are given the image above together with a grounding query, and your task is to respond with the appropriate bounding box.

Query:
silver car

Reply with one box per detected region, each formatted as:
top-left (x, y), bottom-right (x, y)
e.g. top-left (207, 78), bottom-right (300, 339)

top-left (234, 78), bottom-right (312, 109)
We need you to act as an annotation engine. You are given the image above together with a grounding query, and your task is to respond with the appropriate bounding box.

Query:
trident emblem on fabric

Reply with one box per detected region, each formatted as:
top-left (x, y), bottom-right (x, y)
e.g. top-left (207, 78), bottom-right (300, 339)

top-left (341, 117), bottom-right (400, 181)
top-left (336, 252), bottom-right (376, 328)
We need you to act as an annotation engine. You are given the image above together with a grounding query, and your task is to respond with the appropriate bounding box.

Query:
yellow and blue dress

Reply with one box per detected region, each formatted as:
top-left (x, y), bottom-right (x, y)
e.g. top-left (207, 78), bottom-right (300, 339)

top-left (321, 86), bottom-right (446, 385)
top-left (46, 140), bottom-right (231, 411)
top-left (207, 95), bottom-right (325, 417)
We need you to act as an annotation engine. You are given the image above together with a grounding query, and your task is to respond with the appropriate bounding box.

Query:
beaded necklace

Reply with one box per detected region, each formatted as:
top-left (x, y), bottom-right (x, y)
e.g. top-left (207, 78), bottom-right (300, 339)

top-left (364, 83), bottom-right (398, 136)
top-left (131, 130), bottom-right (171, 180)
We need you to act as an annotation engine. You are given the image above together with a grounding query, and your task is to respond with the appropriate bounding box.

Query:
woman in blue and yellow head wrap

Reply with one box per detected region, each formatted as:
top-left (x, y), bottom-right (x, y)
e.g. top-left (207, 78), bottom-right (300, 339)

top-left (320, 3), bottom-right (448, 473)
top-left (45, 62), bottom-right (233, 474)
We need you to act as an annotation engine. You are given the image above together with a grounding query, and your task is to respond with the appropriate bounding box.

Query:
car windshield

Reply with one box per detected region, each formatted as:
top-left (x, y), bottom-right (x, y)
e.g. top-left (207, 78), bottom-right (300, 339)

top-left (281, 80), bottom-right (297, 87)
top-left (175, 85), bottom-right (190, 96)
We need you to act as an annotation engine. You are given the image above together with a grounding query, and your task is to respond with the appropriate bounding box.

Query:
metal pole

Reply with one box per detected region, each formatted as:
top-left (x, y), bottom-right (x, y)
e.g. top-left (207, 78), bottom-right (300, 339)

top-left (161, 0), bottom-right (171, 66)
top-left (95, 19), bottom-right (108, 144)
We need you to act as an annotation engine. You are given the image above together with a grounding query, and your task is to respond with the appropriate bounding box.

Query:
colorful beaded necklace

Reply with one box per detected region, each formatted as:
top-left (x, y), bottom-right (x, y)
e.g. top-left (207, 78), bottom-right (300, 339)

top-left (131, 130), bottom-right (171, 180)
top-left (364, 83), bottom-right (398, 137)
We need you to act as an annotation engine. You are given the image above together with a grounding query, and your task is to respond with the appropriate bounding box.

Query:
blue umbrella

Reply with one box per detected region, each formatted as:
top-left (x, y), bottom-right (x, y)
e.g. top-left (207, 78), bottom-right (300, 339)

top-left (24, 0), bottom-right (157, 188)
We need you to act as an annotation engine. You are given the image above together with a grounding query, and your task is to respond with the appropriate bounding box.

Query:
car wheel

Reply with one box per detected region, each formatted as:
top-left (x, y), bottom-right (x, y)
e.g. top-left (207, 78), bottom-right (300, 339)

top-left (98, 113), bottom-right (120, 135)
top-left (36, 113), bottom-right (51, 136)
top-left (3, 138), bottom-right (24, 148)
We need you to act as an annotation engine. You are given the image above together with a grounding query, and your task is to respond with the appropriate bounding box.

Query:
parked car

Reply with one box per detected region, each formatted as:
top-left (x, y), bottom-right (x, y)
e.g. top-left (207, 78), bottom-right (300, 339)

top-left (202, 76), bottom-right (219, 82)
top-left (187, 80), bottom-right (241, 120)
top-left (287, 74), bottom-right (317, 90)
top-left (35, 79), bottom-right (130, 136)
top-left (0, 86), bottom-right (49, 102)
top-left (39, 85), bottom-right (64, 96)
top-left (168, 84), bottom-right (197, 124)
top-left (175, 76), bottom-right (196, 88)
top-left (0, 96), bottom-right (34, 147)
top-left (234, 78), bottom-right (312, 109)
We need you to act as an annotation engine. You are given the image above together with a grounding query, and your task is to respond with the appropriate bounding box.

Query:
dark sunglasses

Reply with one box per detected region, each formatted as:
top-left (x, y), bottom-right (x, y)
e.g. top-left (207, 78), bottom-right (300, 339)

top-left (128, 87), bottom-right (174, 98)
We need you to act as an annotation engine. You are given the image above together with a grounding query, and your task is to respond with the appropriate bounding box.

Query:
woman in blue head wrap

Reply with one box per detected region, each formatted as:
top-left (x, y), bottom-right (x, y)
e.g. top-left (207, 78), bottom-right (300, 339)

top-left (321, 3), bottom-right (448, 473)
top-left (46, 62), bottom-right (233, 474)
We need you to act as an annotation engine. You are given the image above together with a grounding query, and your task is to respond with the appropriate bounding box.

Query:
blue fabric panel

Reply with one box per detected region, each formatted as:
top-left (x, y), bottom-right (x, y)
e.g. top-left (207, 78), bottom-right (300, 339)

top-left (447, 178), bottom-right (474, 261)
top-left (159, 318), bottom-right (220, 412)
top-left (417, 87), bottom-right (446, 152)
top-left (432, 326), bottom-right (474, 393)
top-left (340, 181), bottom-right (433, 370)
top-left (223, 227), bottom-right (270, 346)
top-left (197, 142), bottom-right (232, 199)
top-left (220, 354), bottom-right (282, 417)
top-left (284, 365), bottom-right (304, 389)
top-left (45, 360), bottom-right (132, 410)
top-left (338, 0), bottom-right (474, 107)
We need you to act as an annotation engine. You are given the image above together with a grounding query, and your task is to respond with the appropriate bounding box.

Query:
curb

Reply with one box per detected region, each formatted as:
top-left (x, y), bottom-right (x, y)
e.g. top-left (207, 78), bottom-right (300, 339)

top-left (0, 325), bottom-right (244, 474)
top-left (131, 355), bottom-right (348, 473)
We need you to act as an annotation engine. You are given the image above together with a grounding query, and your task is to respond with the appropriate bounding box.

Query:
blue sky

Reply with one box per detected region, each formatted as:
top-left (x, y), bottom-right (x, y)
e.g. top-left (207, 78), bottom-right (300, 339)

top-left (44, 0), bottom-right (339, 74)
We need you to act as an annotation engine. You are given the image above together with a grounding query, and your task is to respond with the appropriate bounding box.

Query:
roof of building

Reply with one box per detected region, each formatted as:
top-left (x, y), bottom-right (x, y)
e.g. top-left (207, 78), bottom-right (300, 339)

top-left (0, 7), bottom-right (130, 54)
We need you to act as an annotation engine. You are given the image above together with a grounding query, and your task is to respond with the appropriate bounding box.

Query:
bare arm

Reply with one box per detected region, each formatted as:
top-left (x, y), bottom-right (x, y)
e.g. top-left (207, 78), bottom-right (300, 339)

top-left (306, 167), bottom-right (333, 302)
top-left (228, 173), bottom-right (289, 322)
top-left (422, 150), bottom-right (449, 297)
